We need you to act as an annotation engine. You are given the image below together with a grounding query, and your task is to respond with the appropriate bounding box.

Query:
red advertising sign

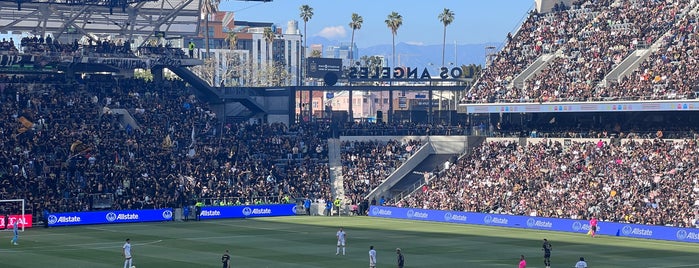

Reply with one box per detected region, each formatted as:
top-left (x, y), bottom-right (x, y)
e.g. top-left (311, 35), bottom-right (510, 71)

top-left (0, 214), bottom-right (33, 229)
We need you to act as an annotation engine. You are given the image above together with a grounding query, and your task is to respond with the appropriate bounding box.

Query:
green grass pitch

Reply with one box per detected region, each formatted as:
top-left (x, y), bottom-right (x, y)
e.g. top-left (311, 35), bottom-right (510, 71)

top-left (2, 216), bottom-right (699, 267)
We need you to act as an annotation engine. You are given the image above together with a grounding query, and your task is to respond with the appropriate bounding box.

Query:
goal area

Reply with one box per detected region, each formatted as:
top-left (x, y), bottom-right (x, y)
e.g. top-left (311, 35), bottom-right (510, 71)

top-left (0, 199), bottom-right (26, 232)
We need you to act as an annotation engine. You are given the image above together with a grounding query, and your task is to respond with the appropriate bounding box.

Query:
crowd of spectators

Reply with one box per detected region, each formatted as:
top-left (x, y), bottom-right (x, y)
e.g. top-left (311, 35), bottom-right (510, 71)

top-left (0, 38), bottom-right (18, 53)
top-left (394, 138), bottom-right (699, 227)
top-left (604, 14), bottom-right (699, 100)
top-left (465, 0), bottom-right (610, 103)
top-left (465, 0), bottom-right (698, 103)
top-left (17, 35), bottom-right (135, 57)
top-left (341, 139), bottom-right (422, 207)
top-left (0, 74), bottom-right (333, 218)
top-left (522, 0), bottom-right (688, 102)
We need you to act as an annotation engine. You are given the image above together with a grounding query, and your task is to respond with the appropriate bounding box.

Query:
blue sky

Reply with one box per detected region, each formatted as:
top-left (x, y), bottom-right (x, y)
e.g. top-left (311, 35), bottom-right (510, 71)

top-left (221, 0), bottom-right (534, 48)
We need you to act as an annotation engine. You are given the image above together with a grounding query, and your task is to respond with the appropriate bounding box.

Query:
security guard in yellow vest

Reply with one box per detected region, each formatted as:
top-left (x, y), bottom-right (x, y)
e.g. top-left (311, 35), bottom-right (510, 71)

top-left (333, 198), bottom-right (342, 216)
top-left (188, 41), bottom-right (195, 58)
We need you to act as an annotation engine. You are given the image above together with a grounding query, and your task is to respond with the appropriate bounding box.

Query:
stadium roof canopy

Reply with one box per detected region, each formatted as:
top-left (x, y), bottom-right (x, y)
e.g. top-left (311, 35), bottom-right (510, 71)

top-left (0, 0), bottom-right (271, 39)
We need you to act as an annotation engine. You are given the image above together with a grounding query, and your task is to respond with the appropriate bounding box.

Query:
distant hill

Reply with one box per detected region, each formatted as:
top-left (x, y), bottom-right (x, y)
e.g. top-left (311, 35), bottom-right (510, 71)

top-left (307, 36), bottom-right (500, 67)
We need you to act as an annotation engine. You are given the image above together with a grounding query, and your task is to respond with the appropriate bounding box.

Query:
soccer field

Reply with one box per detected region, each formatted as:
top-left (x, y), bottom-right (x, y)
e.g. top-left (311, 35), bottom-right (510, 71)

top-left (2, 216), bottom-right (698, 268)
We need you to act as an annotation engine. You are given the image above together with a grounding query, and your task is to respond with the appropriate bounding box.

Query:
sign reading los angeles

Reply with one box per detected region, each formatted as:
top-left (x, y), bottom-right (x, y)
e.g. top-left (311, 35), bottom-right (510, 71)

top-left (348, 66), bottom-right (465, 80)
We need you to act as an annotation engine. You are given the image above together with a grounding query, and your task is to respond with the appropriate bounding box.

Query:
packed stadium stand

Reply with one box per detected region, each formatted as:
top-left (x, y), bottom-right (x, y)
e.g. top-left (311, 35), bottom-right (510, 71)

top-left (392, 138), bottom-right (699, 228)
top-left (0, 75), bottom-right (334, 216)
top-left (4, 0), bottom-right (699, 232)
top-left (464, 0), bottom-right (699, 103)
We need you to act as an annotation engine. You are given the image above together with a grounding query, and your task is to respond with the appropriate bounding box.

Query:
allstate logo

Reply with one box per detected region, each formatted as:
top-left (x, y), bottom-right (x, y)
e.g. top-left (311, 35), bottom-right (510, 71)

top-left (483, 215), bottom-right (493, 224)
top-left (162, 210), bottom-right (173, 220)
top-left (526, 218), bottom-right (536, 227)
top-left (106, 212), bottom-right (118, 222)
top-left (677, 230), bottom-right (688, 240)
top-left (444, 213), bottom-right (452, 222)
top-left (621, 225), bottom-right (633, 235)
top-left (572, 222), bottom-right (582, 231)
top-left (292, 206), bottom-right (298, 214)
top-left (371, 207), bottom-right (379, 215)
top-left (47, 215), bottom-right (58, 225)
top-left (406, 210), bottom-right (415, 218)
top-left (242, 207), bottom-right (252, 216)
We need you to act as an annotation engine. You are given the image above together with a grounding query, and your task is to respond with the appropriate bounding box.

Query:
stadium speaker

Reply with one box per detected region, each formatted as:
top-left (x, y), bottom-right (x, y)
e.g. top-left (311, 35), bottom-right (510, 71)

top-left (377, 111), bottom-right (383, 123)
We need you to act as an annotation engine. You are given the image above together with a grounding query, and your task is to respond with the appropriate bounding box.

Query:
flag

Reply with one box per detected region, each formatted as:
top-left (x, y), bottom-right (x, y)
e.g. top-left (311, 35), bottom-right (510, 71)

top-left (187, 125), bottom-right (196, 158)
top-left (162, 134), bottom-right (174, 149)
top-left (190, 124), bottom-right (196, 146)
top-left (17, 116), bottom-right (34, 134)
top-left (70, 140), bottom-right (90, 154)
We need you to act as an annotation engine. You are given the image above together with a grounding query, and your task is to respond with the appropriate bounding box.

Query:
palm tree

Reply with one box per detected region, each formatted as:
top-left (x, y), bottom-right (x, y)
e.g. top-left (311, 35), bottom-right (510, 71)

top-left (225, 31), bottom-right (237, 50)
top-left (384, 11), bottom-right (403, 68)
top-left (438, 8), bottom-right (455, 67)
top-left (299, 5), bottom-right (314, 50)
top-left (299, 5), bottom-right (314, 117)
top-left (264, 27), bottom-right (275, 66)
top-left (348, 13), bottom-right (363, 62)
top-left (384, 11), bottom-right (402, 124)
top-left (309, 50), bottom-right (322, 58)
top-left (200, 0), bottom-right (220, 58)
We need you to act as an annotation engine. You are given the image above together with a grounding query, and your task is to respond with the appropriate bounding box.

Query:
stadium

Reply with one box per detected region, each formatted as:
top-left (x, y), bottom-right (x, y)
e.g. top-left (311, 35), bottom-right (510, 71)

top-left (1, 0), bottom-right (699, 267)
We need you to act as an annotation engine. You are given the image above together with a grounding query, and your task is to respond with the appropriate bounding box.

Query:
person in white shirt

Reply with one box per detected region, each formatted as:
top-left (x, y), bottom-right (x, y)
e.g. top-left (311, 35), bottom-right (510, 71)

top-left (369, 245), bottom-right (377, 268)
top-left (575, 257), bottom-right (588, 268)
top-left (123, 238), bottom-right (133, 268)
top-left (336, 227), bottom-right (346, 255)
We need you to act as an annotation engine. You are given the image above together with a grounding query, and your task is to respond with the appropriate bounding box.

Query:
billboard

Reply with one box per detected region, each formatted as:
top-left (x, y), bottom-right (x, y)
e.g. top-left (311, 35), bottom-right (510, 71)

top-left (47, 209), bottom-right (173, 227)
top-left (369, 206), bottom-right (699, 243)
top-left (198, 204), bottom-right (297, 220)
top-left (0, 214), bottom-right (33, 229)
top-left (306, 57), bottom-right (343, 79)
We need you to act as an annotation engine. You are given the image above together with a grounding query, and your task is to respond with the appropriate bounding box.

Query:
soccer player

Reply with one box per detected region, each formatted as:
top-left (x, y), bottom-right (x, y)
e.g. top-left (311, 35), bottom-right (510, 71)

top-left (10, 219), bottom-right (18, 245)
top-left (519, 255), bottom-right (527, 268)
top-left (122, 238), bottom-right (133, 268)
top-left (589, 217), bottom-right (598, 237)
top-left (369, 245), bottom-right (377, 268)
top-left (575, 257), bottom-right (588, 268)
top-left (542, 238), bottom-right (552, 268)
top-left (336, 227), bottom-right (347, 255)
top-left (396, 248), bottom-right (404, 268)
top-left (221, 249), bottom-right (231, 268)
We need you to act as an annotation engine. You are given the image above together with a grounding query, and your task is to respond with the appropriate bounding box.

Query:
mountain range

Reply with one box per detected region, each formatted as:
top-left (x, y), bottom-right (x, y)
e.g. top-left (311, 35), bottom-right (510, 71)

top-left (308, 36), bottom-right (502, 67)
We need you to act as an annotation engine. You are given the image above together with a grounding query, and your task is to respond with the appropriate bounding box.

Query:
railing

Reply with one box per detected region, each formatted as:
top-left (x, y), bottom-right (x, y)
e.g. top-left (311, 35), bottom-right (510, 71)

top-left (340, 126), bottom-right (467, 136)
top-left (195, 195), bottom-right (288, 206)
top-left (460, 93), bottom-right (699, 104)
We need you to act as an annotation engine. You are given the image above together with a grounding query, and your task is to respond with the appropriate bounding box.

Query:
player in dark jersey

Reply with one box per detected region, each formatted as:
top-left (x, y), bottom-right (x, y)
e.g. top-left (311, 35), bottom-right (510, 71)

top-left (221, 249), bottom-right (231, 268)
top-left (542, 238), bottom-right (552, 268)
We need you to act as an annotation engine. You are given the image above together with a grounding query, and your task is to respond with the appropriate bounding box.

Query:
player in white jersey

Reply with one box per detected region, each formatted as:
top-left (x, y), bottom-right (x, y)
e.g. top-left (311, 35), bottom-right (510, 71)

top-left (336, 227), bottom-right (346, 255)
top-left (369, 245), bottom-right (377, 268)
top-left (574, 257), bottom-right (588, 268)
top-left (123, 238), bottom-right (133, 268)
